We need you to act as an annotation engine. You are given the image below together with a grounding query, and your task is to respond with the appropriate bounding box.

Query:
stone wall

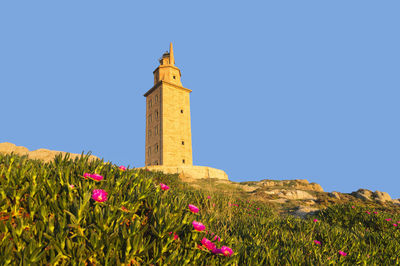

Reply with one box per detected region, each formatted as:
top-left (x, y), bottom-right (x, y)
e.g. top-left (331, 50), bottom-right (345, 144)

top-left (139, 165), bottom-right (229, 181)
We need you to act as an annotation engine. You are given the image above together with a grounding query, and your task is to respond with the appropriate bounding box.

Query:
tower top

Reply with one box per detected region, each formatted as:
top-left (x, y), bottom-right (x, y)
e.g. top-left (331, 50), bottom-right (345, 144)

top-left (159, 42), bottom-right (175, 66)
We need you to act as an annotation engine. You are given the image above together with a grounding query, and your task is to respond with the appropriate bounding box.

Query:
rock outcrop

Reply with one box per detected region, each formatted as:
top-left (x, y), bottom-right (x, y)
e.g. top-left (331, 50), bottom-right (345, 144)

top-left (0, 142), bottom-right (100, 163)
top-left (259, 179), bottom-right (324, 192)
top-left (351, 189), bottom-right (392, 202)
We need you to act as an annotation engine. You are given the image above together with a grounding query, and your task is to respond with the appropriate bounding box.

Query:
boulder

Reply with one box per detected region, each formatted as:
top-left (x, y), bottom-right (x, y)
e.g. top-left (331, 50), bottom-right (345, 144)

top-left (373, 191), bottom-right (391, 202)
top-left (0, 142), bottom-right (100, 163)
top-left (352, 189), bottom-right (373, 201)
top-left (328, 191), bottom-right (341, 200)
top-left (292, 206), bottom-right (320, 219)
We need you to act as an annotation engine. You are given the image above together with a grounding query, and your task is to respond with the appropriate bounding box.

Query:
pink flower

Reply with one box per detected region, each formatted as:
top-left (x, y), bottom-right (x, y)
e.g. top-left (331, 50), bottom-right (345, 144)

top-left (313, 219), bottom-right (318, 222)
top-left (373, 211), bottom-right (378, 214)
top-left (160, 183), bottom-right (170, 191)
top-left (83, 173), bottom-right (91, 179)
top-left (212, 248), bottom-right (221, 254)
top-left (201, 238), bottom-right (216, 251)
top-left (314, 240), bottom-right (321, 245)
top-left (338, 250), bottom-right (347, 256)
top-left (119, 165), bottom-right (126, 171)
top-left (207, 196), bottom-right (211, 199)
top-left (366, 211), bottom-right (371, 214)
top-left (385, 218), bottom-right (392, 221)
top-left (257, 207), bottom-right (260, 210)
top-left (192, 221), bottom-right (205, 231)
top-left (92, 189), bottom-right (108, 202)
top-left (393, 224), bottom-right (397, 227)
top-left (397, 221), bottom-right (400, 224)
top-left (351, 206), bottom-right (355, 208)
top-left (212, 203), bottom-right (215, 207)
top-left (188, 204), bottom-right (199, 213)
top-left (220, 246), bottom-right (233, 257)
top-left (91, 173), bottom-right (104, 181)
top-left (169, 232), bottom-right (179, 240)
top-left (213, 235), bottom-right (221, 242)
top-left (69, 184), bottom-right (75, 189)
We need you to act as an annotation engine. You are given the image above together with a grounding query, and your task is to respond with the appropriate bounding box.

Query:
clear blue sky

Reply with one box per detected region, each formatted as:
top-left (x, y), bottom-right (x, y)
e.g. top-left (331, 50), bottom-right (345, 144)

top-left (1, 1), bottom-right (399, 199)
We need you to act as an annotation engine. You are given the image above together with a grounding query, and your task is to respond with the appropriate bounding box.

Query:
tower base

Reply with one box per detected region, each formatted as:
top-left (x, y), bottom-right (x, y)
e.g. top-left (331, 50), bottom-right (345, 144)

top-left (139, 165), bottom-right (228, 181)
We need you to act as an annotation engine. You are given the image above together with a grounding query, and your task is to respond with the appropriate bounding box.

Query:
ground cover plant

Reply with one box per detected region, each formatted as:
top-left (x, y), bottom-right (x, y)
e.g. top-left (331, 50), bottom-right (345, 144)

top-left (1, 153), bottom-right (400, 265)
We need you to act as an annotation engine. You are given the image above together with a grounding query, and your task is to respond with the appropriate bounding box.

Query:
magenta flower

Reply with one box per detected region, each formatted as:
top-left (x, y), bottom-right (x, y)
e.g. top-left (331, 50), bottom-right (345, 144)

top-left (397, 221), bottom-right (400, 224)
top-left (385, 218), bottom-right (392, 221)
top-left (160, 183), bottom-right (170, 191)
top-left (119, 165), bottom-right (126, 171)
top-left (201, 237), bottom-right (216, 251)
top-left (366, 211), bottom-right (371, 214)
top-left (69, 184), bottom-right (75, 189)
top-left (212, 248), bottom-right (221, 254)
top-left (338, 250), bottom-right (347, 256)
top-left (373, 211), bottom-right (378, 214)
top-left (393, 224), bottom-right (398, 227)
top-left (188, 204), bottom-right (199, 213)
top-left (220, 246), bottom-right (233, 257)
top-left (83, 173), bottom-right (91, 179)
top-left (91, 173), bottom-right (104, 181)
top-left (313, 219), bottom-right (318, 223)
top-left (92, 189), bottom-right (108, 202)
top-left (192, 221), bottom-right (205, 231)
top-left (351, 206), bottom-right (355, 208)
top-left (314, 240), bottom-right (321, 245)
top-left (207, 196), bottom-right (211, 199)
top-left (169, 232), bottom-right (179, 240)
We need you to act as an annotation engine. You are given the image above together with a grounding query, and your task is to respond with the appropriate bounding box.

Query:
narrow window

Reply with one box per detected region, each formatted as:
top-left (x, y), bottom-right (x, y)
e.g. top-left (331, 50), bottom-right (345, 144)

top-left (155, 95), bottom-right (158, 103)
top-left (173, 76), bottom-right (176, 79)
top-left (180, 109), bottom-right (183, 113)
top-left (155, 110), bottom-right (159, 119)
top-left (148, 147), bottom-right (151, 156)
top-left (181, 141), bottom-right (184, 145)
top-left (149, 99), bottom-right (152, 108)
top-left (182, 159), bottom-right (185, 164)
top-left (155, 125), bottom-right (159, 136)
top-left (155, 144), bottom-right (159, 153)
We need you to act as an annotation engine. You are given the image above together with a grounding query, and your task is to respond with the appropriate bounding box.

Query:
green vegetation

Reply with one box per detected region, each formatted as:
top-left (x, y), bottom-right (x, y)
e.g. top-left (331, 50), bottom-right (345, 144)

top-left (1, 153), bottom-right (400, 265)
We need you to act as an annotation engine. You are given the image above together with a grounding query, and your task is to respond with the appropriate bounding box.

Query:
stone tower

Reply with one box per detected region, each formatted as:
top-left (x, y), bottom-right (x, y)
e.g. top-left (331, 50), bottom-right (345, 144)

top-left (144, 43), bottom-right (193, 166)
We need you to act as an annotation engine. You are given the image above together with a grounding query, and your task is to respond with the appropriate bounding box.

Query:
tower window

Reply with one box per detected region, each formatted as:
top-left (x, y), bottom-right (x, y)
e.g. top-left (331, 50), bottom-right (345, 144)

top-left (155, 110), bottom-right (159, 119)
top-left (148, 147), bottom-right (151, 156)
top-left (173, 76), bottom-right (176, 79)
top-left (149, 99), bottom-right (153, 108)
top-left (180, 109), bottom-right (183, 113)
top-left (155, 95), bottom-right (158, 103)
top-left (182, 159), bottom-right (185, 164)
top-left (155, 144), bottom-right (159, 153)
top-left (155, 125), bottom-right (159, 136)
top-left (181, 141), bottom-right (184, 145)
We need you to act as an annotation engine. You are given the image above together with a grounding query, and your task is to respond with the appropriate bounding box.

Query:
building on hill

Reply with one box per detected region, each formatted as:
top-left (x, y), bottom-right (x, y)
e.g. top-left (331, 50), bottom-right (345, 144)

top-left (141, 43), bottom-right (228, 181)
top-left (144, 43), bottom-right (193, 167)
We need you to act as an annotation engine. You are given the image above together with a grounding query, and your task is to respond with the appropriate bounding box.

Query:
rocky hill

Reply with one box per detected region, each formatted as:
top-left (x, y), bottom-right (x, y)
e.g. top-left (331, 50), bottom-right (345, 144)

top-left (184, 177), bottom-right (400, 219)
top-left (0, 142), bottom-right (99, 163)
top-left (1, 142), bottom-right (399, 219)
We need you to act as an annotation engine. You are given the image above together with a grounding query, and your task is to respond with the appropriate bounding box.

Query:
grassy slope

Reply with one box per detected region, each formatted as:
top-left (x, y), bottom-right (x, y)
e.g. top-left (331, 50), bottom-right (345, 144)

top-left (1, 153), bottom-right (400, 265)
